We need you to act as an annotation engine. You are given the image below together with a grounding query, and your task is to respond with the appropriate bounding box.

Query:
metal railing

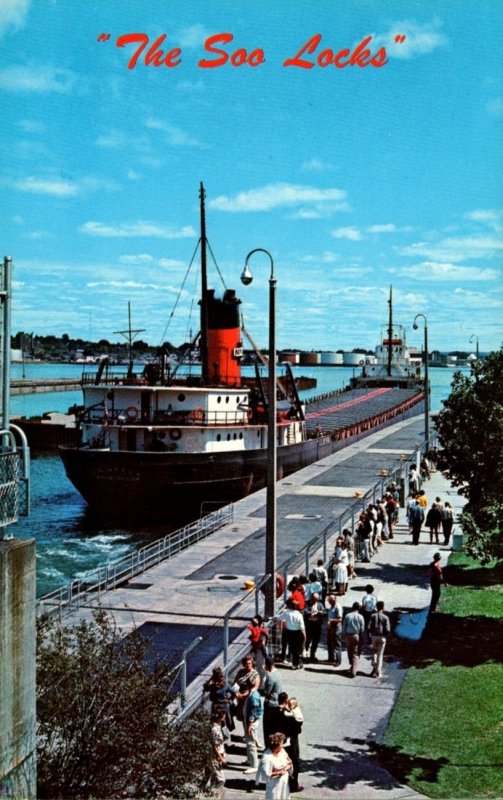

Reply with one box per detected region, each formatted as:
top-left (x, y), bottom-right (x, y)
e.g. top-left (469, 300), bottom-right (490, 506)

top-left (37, 504), bottom-right (234, 619)
top-left (0, 425), bottom-right (30, 534)
top-left (37, 434), bottom-right (433, 720)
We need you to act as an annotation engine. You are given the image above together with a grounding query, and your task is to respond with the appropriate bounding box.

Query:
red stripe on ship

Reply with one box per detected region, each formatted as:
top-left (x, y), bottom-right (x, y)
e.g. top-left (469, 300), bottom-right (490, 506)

top-left (306, 387), bottom-right (391, 419)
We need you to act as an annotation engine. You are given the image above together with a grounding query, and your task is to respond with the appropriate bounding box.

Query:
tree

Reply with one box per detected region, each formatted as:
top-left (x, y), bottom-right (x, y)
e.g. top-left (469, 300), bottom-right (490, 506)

top-left (37, 610), bottom-right (213, 799)
top-left (435, 350), bottom-right (503, 563)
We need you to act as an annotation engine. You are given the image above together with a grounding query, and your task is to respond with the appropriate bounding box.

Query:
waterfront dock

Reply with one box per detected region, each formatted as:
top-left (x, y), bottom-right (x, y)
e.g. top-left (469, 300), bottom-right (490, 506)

top-left (11, 378), bottom-right (81, 395)
top-left (41, 416), bottom-right (466, 797)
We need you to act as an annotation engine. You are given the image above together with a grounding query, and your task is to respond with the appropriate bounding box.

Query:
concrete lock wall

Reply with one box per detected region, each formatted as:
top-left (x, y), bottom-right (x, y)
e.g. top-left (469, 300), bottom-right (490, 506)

top-left (0, 539), bottom-right (37, 799)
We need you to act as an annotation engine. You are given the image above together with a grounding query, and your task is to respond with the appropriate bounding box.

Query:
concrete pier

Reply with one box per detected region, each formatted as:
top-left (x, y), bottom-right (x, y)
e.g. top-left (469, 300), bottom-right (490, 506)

top-left (41, 416), bottom-right (466, 798)
top-left (10, 379), bottom-right (81, 395)
top-left (0, 539), bottom-right (37, 799)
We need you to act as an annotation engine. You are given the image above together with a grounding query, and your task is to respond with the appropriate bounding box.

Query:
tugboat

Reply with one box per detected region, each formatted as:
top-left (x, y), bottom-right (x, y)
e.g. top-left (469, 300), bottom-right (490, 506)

top-left (59, 186), bottom-right (424, 522)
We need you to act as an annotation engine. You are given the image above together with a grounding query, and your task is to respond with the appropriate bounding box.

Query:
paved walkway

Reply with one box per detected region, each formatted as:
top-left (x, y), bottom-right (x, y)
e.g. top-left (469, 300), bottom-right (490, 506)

top-left (221, 468), bottom-right (465, 799)
top-left (59, 417), bottom-right (465, 798)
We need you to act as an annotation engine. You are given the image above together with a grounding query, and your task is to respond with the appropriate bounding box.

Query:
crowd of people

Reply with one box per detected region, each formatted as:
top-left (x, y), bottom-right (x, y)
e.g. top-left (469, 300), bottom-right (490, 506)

top-left (203, 468), bottom-right (452, 797)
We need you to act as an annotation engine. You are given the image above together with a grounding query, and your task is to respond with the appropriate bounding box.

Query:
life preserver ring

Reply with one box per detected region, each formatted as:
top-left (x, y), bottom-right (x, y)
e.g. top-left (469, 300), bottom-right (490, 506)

top-left (191, 407), bottom-right (205, 422)
top-left (170, 428), bottom-right (182, 441)
top-left (247, 406), bottom-right (254, 422)
top-left (126, 406), bottom-right (138, 421)
top-left (260, 573), bottom-right (285, 599)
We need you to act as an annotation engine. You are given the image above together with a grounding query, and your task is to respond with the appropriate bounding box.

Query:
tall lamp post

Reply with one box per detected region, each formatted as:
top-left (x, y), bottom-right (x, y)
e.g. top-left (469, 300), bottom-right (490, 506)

top-left (241, 249), bottom-right (277, 619)
top-left (469, 334), bottom-right (479, 361)
top-left (413, 313), bottom-right (429, 446)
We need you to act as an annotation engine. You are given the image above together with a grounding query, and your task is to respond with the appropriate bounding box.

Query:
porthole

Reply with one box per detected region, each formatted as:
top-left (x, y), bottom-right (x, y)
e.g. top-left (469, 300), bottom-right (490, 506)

top-left (217, 434), bottom-right (221, 442)
top-left (217, 396), bottom-right (222, 403)
top-left (236, 396), bottom-right (240, 403)
top-left (177, 393), bottom-right (185, 402)
top-left (233, 432), bottom-right (237, 440)
top-left (225, 396), bottom-right (229, 404)
top-left (226, 433), bottom-right (231, 441)
top-left (239, 432), bottom-right (243, 439)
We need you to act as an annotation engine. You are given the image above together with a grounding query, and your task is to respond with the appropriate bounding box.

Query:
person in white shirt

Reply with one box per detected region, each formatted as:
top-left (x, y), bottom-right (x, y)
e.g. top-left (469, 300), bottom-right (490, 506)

top-left (278, 599), bottom-right (306, 670)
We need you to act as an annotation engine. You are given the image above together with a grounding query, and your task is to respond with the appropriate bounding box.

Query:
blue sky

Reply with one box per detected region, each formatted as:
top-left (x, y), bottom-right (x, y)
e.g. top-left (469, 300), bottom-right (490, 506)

top-left (1, 0), bottom-right (502, 353)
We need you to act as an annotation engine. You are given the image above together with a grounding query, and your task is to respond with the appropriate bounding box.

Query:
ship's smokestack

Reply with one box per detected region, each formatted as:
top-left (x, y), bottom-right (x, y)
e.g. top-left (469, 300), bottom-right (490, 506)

top-left (206, 288), bottom-right (242, 387)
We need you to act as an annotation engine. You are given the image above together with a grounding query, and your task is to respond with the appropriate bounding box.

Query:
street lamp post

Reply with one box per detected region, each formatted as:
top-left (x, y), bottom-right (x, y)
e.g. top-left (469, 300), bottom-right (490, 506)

top-left (413, 313), bottom-right (429, 446)
top-left (469, 334), bottom-right (479, 361)
top-left (241, 249), bottom-right (277, 619)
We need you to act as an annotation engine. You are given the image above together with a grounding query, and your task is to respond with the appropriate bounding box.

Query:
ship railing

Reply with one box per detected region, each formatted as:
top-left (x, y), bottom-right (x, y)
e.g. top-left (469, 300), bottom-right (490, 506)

top-left (36, 504), bottom-right (234, 620)
top-left (83, 406), bottom-right (252, 427)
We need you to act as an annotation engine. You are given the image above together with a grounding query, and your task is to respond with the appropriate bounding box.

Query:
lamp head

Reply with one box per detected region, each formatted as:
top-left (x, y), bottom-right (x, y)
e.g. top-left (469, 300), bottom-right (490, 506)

top-left (413, 322), bottom-right (418, 330)
top-left (240, 264), bottom-right (253, 286)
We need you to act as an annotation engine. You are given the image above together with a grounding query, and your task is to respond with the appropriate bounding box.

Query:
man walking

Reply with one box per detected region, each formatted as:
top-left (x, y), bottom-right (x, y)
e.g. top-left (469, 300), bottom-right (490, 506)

top-left (369, 600), bottom-right (391, 679)
top-left (429, 552), bottom-right (446, 612)
top-left (342, 601), bottom-right (365, 678)
top-left (410, 498), bottom-right (425, 545)
top-left (243, 679), bottom-right (263, 774)
top-left (326, 594), bottom-right (343, 665)
top-left (278, 599), bottom-right (306, 670)
top-left (262, 657), bottom-right (283, 743)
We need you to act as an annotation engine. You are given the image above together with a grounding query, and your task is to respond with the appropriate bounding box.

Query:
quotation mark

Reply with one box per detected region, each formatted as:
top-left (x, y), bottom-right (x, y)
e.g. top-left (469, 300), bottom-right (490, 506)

top-left (394, 34), bottom-right (406, 43)
top-left (98, 33), bottom-right (111, 42)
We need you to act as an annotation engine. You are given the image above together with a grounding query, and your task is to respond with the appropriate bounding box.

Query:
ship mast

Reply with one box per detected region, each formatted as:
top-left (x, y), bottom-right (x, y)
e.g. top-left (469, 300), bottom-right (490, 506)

top-left (199, 182), bottom-right (209, 385)
top-left (387, 285), bottom-right (393, 377)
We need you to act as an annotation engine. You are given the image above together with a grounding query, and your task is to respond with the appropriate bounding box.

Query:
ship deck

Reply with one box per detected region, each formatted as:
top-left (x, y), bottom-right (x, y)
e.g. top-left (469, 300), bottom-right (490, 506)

top-left (305, 386), bottom-right (421, 433)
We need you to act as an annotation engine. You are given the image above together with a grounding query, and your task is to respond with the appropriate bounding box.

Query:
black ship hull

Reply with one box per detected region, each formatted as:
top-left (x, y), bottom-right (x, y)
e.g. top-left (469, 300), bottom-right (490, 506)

top-left (60, 391), bottom-right (424, 523)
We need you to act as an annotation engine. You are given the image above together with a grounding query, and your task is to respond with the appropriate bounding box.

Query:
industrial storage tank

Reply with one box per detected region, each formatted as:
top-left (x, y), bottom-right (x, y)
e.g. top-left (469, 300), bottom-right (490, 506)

top-left (320, 351), bottom-right (343, 365)
top-left (280, 351), bottom-right (300, 365)
top-left (299, 351), bottom-right (320, 365)
top-left (343, 352), bottom-right (365, 366)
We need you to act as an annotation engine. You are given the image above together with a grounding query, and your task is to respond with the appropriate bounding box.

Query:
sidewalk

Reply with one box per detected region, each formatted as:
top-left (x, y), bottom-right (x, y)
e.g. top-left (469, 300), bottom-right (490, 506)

top-left (221, 468), bottom-right (465, 799)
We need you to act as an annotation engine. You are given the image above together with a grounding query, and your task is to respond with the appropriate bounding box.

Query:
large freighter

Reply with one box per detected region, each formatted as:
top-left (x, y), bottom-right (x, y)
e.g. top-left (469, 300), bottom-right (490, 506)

top-left (59, 185), bottom-right (424, 522)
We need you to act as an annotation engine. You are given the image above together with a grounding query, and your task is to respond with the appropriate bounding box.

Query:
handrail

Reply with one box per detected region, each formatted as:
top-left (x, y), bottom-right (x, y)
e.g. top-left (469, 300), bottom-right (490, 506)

top-left (36, 504), bottom-right (234, 619)
top-left (38, 433), bottom-right (434, 720)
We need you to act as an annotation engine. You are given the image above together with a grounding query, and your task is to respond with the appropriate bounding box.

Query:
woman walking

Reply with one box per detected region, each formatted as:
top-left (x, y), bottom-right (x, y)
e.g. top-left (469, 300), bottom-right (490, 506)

top-left (256, 732), bottom-right (293, 799)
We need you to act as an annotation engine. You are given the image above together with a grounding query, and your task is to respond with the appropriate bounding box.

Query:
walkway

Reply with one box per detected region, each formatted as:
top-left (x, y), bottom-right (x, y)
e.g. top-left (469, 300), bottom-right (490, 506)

top-left (54, 416), bottom-right (465, 797)
top-left (221, 467), bottom-right (465, 799)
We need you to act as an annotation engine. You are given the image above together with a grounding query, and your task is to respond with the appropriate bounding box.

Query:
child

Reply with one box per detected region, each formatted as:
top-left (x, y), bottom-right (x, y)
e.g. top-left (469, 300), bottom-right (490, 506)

top-left (285, 696), bottom-right (304, 725)
top-left (246, 615), bottom-right (269, 659)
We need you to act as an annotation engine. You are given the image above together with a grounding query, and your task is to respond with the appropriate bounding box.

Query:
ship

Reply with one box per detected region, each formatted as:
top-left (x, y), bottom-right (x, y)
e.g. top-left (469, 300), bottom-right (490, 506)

top-left (59, 185), bottom-right (425, 522)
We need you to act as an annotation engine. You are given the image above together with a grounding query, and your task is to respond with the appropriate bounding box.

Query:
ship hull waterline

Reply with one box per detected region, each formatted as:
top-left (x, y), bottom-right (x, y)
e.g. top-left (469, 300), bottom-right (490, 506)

top-left (59, 398), bottom-right (424, 523)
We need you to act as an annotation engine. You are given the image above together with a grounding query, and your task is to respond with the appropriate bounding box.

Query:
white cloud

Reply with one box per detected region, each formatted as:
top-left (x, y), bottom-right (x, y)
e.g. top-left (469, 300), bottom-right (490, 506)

top-left (176, 24), bottom-right (212, 50)
top-left (209, 183), bottom-right (347, 212)
top-left (397, 261), bottom-right (498, 281)
top-left (290, 201), bottom-right (350, 219)
top-left (464, 209), bottom-right (503, 233)
top-left (119, 254), bottom-right (154, 264)
top-left (80, 221), bottom-right (197, 239)
top-left (399, 236), bottom-right (503, 262)
top-left (127, 169), bottom-right (141, 181)
top-left (300, 158), bottom-right (337, 172)
top-left (0, 0), bottom-right (30, 39)
top-left (487, 97), bottom-right (503, 117)
top-left (11, 174), bottom-right (119, 197)
top-left (87, 280), bottom-right (160, 291)
top-left (367, 224), bottom-right (396, 234)
top-left (374, 19), bottom-right (448, 60)
top-left (144, 118), bottom-right (205, 148)
top-left (14, 177), bottom-right (78, 196)
top-left (0, 64), bottom-right (77, 93)
top-left (159, 258), bottom-right (187, 269)
top-left (18, 118), bottom-right (45, 133)
top-left (331, 226), bottom-right (363, 241)
top-left (95, 129), bottom-right (127, 149)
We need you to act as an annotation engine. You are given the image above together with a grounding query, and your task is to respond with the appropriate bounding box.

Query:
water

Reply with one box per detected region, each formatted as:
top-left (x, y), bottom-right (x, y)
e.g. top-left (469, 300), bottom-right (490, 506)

top-left (8, 363), bottom-right (456, 597)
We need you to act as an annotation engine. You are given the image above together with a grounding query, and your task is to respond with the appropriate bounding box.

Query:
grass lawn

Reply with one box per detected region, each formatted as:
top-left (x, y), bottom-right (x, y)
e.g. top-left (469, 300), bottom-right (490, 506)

top-left (381, 553), bottom-right (503, 799)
